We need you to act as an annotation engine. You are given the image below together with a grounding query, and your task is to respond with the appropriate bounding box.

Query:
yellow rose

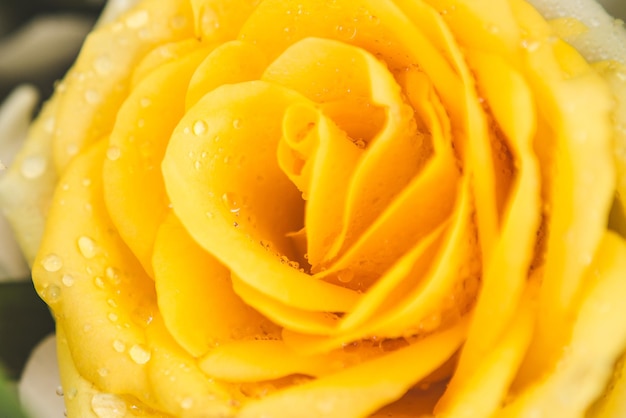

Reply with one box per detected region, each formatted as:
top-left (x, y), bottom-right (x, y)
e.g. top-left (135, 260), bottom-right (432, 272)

top-left (3, 0), bottom-right (626, 416)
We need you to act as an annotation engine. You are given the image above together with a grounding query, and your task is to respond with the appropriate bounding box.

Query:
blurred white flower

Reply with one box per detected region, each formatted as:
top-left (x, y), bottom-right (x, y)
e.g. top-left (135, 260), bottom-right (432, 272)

top-left (18, 335), bottom-right (64, 418)
top-left (0, 85), bottom-right (37, 281)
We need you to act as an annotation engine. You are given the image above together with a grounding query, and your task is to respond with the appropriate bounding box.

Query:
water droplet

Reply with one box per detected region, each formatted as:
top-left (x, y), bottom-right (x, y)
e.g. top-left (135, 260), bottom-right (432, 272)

top-left (125, 10), bottom-right (149, 29)
top-left (335, 24), bottom-right (357, 40)
top-left (221, 192), bottom-right (241, 214)
top-left (56, 386), bottom-right (64, 397)
top-left (194, 160), bottom-right (202, 170)
top-left (129, 344), bottom-right (151, 364)
top-left (112, 340), bottom-right (126, 353)
top-left (41, 254), bottom-right (63, 272)
top-left (232, 118), bottom-right (242, 129)
top-left (94, 276), bottom-right (105, 289)
top-left (21, 155), bottom-right (47, 179)
top-left (82, 178), bottom-right (92, 187)
top-left (342, 341), bottom-right (360, 352)
top-left (135, 99), bottom-right (151, 110)
top-left (354, 139), bottom-right (366, 149)
top-left (337, 269), bottom-right (354, 283)
top-left (78, 236), bottom-right (97, 258)
top-left (66, 387), bottom-right (77, 400)
top-left (131, 307), bottom-right (154, 328)
top-left (66, 143), bottom-right (79, 157)
top-left (97, 367), bottom-right (109, 377)
top-left (106, 146), bottom-right (121, 161)
top-left (62, 274), bottom-right (75, 287)
top-left (418, 313), bottom-right (441, 332)
top-left (44, 116), bottom-right (56, 133)
top-left (315, 399), bottom-right (336, 414)
top-left (379, 337), bottom-right (409, 352)
top-left (105, 266), bottom-right (120, 285)
top-left (138, 28), bottom-right (152, 40)
top-left (85, 89), bottom-right (102, 105)
top-left (521, 39), bottom-right (540, 52)
top-left (180, 397), bottom-right (194, 410)
top-left (170, 15), bottom-right (188, 30)
top-left (108, 313), bottom-right (119, 322)
top-left (201, 7), bottom-right (220, 31)
top-left (107, 298), bottom-right (118, 308)
top-left (94, 55), bottom-right (112, 75)
top-left (91, 393), bottom-right (127, 418)
top-left (43, 285), bottom-right (61, 303)
top-left (193, 120), bottom-right (208, 136)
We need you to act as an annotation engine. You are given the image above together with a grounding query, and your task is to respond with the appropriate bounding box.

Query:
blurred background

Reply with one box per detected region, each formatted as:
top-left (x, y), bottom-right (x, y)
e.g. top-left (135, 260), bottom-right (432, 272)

top-left (0, 0), bottom-right (106, 105)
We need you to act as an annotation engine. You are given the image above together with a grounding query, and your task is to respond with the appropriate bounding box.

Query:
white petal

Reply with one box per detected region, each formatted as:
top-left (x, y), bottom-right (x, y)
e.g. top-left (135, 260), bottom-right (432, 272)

top-left (18, 334), bottom-right (64, 418)
top-left (0, 85), bottom-right (37, 281)
top-left (527, 0), bottom-right (626, 63)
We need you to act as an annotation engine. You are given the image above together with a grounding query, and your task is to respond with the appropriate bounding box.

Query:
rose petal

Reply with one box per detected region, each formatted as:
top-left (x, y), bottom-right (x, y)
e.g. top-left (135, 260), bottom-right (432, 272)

top-left (51, 0), bottom-right (194, 171)
top-left (103, 44), bottom-right (208, 275)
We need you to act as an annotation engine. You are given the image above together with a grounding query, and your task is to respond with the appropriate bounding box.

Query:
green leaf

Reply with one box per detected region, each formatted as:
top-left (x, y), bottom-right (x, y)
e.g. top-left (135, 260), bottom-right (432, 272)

top-left (0, 367), bottom-right (29, 418)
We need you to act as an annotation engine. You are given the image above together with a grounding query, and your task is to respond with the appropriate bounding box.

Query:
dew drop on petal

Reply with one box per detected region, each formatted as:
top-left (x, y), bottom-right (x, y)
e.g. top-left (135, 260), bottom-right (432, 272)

top-left (78, 236), bottom-right (97, 259)
top-left (106, 146), bottom-right (121, 161)
top-left (232, 118), bottom-right (242, 129)
top-left (170, 15), bottom-right (188, 30)
top-left (43, 285), bottom-right (61, 303)
top-left (125, 10), bottom-right (149, 29)
top-left (56, 386), bottom-right (64, 397)
top-left (129, 344), bottom-right (151, 364)
top-left (113, 340), bottom-right (126, 353)
top-left (66, 143), bottom-right (79, 157)
top-left (61, 274), bottom-right (75, 287)
top-left (222, 192), bottom-right (241, 213)
top-left (44, 116), bottom-right (56, 134)
top-left (97, 368), bottom-right (109, 377)
top-left (180, 397), bottom-right (194, 410)
top-left (94, 55), bottom-right (113, 76)
top-left (41, 254), bottom-right (63, 272)
top-left (85, 89), bottom-right (102, 105)
top-left (94, 276), bottom-right (105, 289)
top-left (66, 388), bottom-right (77, 400)
top-left (193, 120), bottom-right (208, 136)
top-left (139, 97), bottom-right (152, 108)
top-left (335, 24), bottom-right (357, 40)
top-left (337, 269), bottom-right (354, 283)
top-left (20, 155), bottom-right (47, 179)
top-left (105, 266), bottom-right (120, 285)
top-left (91, 393), bottom-right (127, 418)
top-left (108, 313), bottom-right (119, 322)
